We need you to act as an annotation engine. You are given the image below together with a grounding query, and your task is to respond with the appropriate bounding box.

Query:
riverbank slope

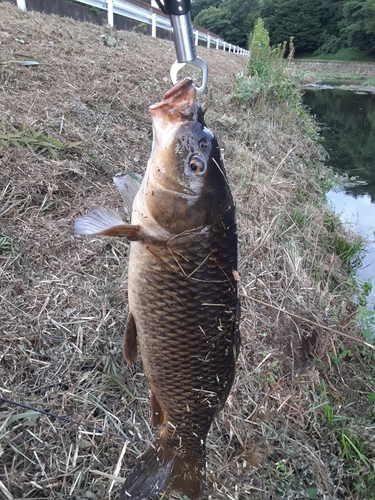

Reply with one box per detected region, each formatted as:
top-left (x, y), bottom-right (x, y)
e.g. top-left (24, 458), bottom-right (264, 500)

top-left (1, 3), bottom-right (374, 498)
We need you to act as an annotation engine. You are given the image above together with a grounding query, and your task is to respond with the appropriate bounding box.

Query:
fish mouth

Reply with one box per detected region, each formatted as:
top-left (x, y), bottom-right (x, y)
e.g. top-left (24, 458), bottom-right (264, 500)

top-left (149, 78), bottom-right (197, 124)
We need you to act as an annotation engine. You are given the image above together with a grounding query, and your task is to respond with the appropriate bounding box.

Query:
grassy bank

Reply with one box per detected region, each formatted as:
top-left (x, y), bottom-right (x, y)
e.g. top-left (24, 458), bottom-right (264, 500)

top-left (1, 3), bottom-right (374, 499)
top-left (290, 60), bottom-right (375, 90)
top-left (308, 48), bottom-right (375, 63)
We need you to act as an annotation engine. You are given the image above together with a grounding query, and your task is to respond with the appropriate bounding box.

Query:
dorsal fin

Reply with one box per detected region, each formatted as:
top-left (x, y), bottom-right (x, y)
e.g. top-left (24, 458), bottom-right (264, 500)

top-left (113, 173), bottom-right (142, 214)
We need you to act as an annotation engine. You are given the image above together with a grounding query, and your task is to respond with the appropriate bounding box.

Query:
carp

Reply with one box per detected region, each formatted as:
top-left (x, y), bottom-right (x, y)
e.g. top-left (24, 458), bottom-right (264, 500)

top-left (75, 78), bottom-right (240, 499)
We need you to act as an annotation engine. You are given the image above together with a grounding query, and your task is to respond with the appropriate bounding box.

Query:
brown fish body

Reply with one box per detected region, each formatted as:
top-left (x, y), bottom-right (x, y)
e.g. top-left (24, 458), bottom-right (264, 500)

top-left (128, 210), bottom-right (237, 434)
top-left (75, 78), bottom-right (239, 499)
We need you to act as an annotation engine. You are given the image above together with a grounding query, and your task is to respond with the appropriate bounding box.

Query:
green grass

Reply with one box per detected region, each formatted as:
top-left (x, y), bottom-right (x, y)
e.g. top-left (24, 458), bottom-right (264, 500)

top-left (0, 123), bottom-right (82, 159)
top-left (334, 235), bottom-right (364, 269)
top-left (311, 47), bottom-right (375, 62)
top-left (316, 381), bottom-right (375, 497)
top-left (297, 47), bottom-right (375, 63)
top-left (0, 233), bottom-right (18, 256)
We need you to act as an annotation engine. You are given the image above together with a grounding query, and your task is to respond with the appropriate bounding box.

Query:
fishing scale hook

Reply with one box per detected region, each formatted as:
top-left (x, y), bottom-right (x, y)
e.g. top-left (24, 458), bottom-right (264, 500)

top-left (154, 0), bottom-right (208, 94)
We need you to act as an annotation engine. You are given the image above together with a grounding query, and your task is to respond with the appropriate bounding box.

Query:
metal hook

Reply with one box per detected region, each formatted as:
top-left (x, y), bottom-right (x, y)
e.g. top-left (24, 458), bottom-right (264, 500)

top-left (170, 57), bottom-right (208, 94)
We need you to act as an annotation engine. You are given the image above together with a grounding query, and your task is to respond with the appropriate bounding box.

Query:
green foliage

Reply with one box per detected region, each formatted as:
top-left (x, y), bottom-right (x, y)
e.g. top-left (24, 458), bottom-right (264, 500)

top-left (314, 46), bottom-right (374, 60)
top-left (356, 305), bottom-right (375, 343)
top-left (0, 234), bottom-right (18, 256)
top-left (317, 381), bottom-right (375, 497)
top-left (190, 0), bottom-right (222, 20)
top-left (192, 0), bottom-right (258, 47)
top-left (137, 22), bottom-right (147, 34)
top-left (193, 7), bottom-right (231, 37)
top-left (340, 0), bottom-right (375, 54)
top-left (0, 123), bottom-right (82, 159)
top-left (192, 0), bottom-right (375, 57)
top-left (329, 346), bottom-right (352, 366)
top-left (334, 234), bottom-right (364, 268)
top-left (248, 18), bottom-right (272, 76)
top-left (260, 0), bottom-right (325, 54)
top-left (235, 20), bottom-right (299, 106)
top-left (292, 207), bottom-right (308, 228)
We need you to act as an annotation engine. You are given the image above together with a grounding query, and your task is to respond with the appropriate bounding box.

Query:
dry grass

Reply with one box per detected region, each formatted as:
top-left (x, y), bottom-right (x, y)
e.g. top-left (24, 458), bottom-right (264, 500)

top-left (1, 2), bottom-right (374, 499)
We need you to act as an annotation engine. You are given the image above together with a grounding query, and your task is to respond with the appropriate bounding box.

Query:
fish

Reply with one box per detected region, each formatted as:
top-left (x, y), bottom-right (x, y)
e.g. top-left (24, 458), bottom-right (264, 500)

top-left (74, 77), bottom-right (240, 500)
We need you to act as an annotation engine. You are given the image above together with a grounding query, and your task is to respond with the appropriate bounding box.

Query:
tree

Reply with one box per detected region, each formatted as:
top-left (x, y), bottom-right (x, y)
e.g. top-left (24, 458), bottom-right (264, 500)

top-left (191, 0), bottom-right (222, 20)
top-left (193, 6), bottom-right (231, 36)
top-left (315, 0), bottom-right (344, 54)
top-left (363, 0), bottom-right (375, 36)
top-left (260, 0), bottom-right (324, 54)
top-left (245, 0), bottom-right (262, 36)
top-left (221, 0), bottom-right (258, 46)
top-left (340, 0), bottom-right (375, 54)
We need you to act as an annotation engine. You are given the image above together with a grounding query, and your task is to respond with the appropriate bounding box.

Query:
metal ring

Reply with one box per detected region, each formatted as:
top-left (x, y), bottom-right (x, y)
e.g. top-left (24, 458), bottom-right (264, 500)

top-left (170, 57), bottom-right (208, 94)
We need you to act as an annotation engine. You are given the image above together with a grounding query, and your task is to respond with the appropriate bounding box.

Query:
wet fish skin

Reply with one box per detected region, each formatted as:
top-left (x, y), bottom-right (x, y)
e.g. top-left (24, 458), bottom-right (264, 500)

top-left (75, 78), bottom-right (239, 500)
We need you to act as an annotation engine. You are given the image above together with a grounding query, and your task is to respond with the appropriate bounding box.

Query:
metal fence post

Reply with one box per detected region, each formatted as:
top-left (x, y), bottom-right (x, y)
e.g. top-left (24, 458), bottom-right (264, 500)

top-left (195, 30), bottom-right (199, 46)
top-left (17, 0), bottom-right (27, 10)
top-left (207, 34), bottom-right (210, 49)
top-left (107, 0), bottom-right (113, 26)
top-left (151, 13), bottom-right (156, 37)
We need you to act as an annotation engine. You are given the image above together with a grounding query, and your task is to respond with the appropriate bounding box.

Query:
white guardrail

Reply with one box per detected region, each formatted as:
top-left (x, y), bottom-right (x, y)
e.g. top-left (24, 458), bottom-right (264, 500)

top-left (15, 0), bottom-right (249, 55)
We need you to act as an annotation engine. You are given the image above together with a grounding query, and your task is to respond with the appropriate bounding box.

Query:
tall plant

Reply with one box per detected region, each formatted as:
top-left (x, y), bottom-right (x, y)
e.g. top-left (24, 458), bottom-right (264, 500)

top-left (235, 19), bottom-right (299, 106)
top-left (248, 17), bottom-right (272, 78)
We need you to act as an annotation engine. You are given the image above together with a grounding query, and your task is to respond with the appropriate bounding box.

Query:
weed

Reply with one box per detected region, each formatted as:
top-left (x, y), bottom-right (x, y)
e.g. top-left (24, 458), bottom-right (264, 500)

top-left (334, 234), bottom-right (364, 269)
top-left (329, 346), bottom-right (352, 366)
top-left (361, 279), bottom-right (373, 297)
top-left (319, 382), bottom-right (334, 427)
top-left (0, 233), bottom-right (18, 256)
top-left (274, 460), bottom-right (293, 496)
top-left (356, 306), bottom-right (375, 343)
top-left (0, 123), bottom-right (82, 159)
top-left (89, 5), bottom-right (102, 15)
top-left (323, 212), bottom-right (337, 233)
top-left (316, 381), bottom-right (375, 496)
top-left (137, 22), bottom-right (148, 34)
top-left (234, 20), bottom-right (300, 107)
top-left (292, 207), bottom-right (308, 228)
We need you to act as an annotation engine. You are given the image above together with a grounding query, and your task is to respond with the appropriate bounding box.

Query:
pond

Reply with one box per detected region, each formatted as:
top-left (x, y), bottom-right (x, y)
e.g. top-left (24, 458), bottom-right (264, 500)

top-left (303, 87), bottom-right (375, 307)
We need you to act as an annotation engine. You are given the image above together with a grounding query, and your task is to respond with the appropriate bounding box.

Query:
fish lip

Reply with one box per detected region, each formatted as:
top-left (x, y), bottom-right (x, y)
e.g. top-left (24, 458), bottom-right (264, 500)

top-left (149, 78), bottom-right (196, 118)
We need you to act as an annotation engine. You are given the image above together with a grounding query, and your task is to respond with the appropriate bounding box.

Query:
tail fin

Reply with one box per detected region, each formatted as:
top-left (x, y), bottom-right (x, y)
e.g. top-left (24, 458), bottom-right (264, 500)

top-left (120, 441), bottom-right (205, 500)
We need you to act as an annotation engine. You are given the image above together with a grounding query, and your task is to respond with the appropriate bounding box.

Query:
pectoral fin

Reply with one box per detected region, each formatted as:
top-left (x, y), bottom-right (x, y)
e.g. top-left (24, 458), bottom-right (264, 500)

top-left (75, 207), bottom-right (141, 240)
top-left (123, 313), bottom-right (138, 365)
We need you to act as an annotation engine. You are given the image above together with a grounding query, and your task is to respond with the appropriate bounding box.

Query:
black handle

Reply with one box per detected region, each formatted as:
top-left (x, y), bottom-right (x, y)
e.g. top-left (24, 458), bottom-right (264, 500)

top-left (164, 0), bottom-right (191, 16)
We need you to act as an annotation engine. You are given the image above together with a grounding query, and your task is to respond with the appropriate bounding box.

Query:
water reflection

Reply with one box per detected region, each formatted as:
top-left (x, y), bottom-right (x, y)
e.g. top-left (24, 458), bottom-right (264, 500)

top-left (304, 89), bottom-right (375, 201)
top-left (326, 191), bottom-right (375, 304)
top-left (303, 88), bottom-right (375, 305)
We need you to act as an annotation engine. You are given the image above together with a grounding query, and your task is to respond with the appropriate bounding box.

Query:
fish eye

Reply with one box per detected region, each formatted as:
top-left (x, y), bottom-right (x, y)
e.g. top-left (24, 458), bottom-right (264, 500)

top-left (189, 155), bottom-right (206, 175)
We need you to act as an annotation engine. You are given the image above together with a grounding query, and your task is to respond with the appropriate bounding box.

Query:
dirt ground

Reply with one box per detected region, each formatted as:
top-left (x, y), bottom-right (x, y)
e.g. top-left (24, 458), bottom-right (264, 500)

top-left (1, 2), bottom-right (374, 499)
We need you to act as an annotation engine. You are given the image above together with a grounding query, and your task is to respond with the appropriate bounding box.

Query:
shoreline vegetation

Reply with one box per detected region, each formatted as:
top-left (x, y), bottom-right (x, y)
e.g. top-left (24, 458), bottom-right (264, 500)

top-left (291, 60), bottom-right (375, 94)
top-left (1, 5), bottom-right (374, 499)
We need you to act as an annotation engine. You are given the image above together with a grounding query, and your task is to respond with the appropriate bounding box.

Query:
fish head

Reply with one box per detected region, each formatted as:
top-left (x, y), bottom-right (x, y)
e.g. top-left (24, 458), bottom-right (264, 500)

top-left (141, 78), bottom-right (233, 234)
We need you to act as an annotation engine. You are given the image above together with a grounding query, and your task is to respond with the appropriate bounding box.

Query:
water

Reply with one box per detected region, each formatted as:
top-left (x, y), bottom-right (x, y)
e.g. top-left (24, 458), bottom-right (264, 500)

top-left (303, 87), bottom-right (375, 306)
